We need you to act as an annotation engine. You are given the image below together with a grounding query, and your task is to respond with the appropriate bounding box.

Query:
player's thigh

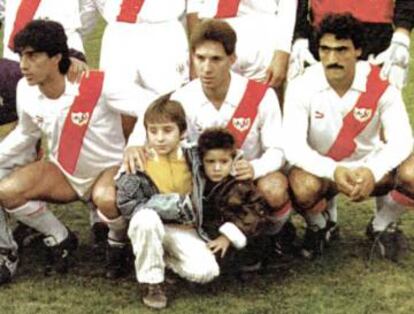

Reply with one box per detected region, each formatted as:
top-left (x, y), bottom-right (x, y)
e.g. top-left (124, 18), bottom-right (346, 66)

top-left (91, 166), bottom-right (119, 214)
top-left (0, 160), bottom-right (77, 202)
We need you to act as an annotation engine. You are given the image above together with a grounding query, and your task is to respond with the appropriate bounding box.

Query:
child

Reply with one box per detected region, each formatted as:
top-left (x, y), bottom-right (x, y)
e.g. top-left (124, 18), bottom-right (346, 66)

top-left (116, 96), bottom-right (272, 309)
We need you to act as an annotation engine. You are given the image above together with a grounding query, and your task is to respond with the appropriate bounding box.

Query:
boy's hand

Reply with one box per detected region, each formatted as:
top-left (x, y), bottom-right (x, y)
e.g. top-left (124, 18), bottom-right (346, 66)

top-left (207, 235), bottom-right (231, 258)
top-left (123, 146), bottom-right (147, 174)
top-left (234, 159), bottom-right (254, 180)
top-left (67, 57), bottom-right (89, 83)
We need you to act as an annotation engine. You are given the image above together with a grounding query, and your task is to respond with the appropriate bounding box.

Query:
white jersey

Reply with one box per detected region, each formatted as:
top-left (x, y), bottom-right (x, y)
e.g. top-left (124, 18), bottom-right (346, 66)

top-left (197, 0), bottom-right (297, 80)
top-left (2, 0), bottom-right (84, 61)
top-left (80, 0), bottom-right (201, 34)
top-left (283, 61), bottom-right (413, 182)
top-left (168, 72), bottom-right (285, 179)
top-left (0, 74), bottom-right (155, 196)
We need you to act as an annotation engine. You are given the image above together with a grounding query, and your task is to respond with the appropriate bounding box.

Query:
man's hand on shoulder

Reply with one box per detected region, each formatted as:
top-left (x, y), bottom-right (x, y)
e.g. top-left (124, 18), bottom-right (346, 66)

top-left (67, 57), bottom-right (89, 83)
top-left (233, 159), bottom-right (254, 181)
top-left (123, 145), bottom-right (147, 174)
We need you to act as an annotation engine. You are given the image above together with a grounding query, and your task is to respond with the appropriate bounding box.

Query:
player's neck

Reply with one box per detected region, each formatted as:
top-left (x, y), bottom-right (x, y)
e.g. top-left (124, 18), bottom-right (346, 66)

top-left (39, 73), bottom-right (66, 99)
top-left (203, 75), bottom-right (231, 110)
top-left (329, 69), bottom-right (355, 97)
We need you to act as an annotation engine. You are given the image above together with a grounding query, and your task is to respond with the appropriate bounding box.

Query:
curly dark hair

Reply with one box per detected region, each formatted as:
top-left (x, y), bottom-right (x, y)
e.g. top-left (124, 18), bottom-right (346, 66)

top-left (316, 13), bottom-right (365, 51)
top-left (190, 19), bottom-right (237, 56)
top-left (198, 127), bottom-right (237, 160)
top-left (13, 19), bottom-right (71, 74)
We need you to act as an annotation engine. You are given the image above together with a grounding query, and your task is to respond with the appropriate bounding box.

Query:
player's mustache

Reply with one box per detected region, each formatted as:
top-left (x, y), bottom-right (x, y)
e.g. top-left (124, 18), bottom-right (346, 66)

top-left (327, 63), bottom-right (344, 69)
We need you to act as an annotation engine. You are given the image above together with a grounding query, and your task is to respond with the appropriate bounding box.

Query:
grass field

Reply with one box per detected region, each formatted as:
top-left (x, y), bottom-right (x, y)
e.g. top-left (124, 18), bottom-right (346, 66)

top-left (1, 20), bottom-right (414, 314)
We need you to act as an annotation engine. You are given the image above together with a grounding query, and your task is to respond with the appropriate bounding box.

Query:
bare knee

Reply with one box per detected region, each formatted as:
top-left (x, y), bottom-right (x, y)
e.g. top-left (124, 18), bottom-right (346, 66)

top-left (396, 155), bottom-right (414, 194)
top-left (0, 176), bottom-right (25, 209)
top-left (289, 167), bottom-right (325, 209)
top-left (256, 172), bottom-right (289, 208)
top-left (92, 184), bottom-right (118, 219)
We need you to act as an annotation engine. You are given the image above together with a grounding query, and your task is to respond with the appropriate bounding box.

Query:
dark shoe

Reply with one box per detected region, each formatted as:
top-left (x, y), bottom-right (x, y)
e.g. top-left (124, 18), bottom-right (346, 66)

top-left (91, 222), bottom-right (108, 255)
top-left (0, 248), bottom-right (18, 285)
top-left (366, 222), bottom-right (409, 263)
top-left (142, 283), bottom-right (167, 309)
top-left (13, 222), bottom-right (43, 249)
top-left (324, 220), bottom-right (340, 244)
top-left (43, 230), bottom-right (78, 275)
top-left (272, 221), bottom-right (299, 259)
top-left (301, 226), bottom-right (326, 259)
top-left (105, 244), bottom-right (129, 279)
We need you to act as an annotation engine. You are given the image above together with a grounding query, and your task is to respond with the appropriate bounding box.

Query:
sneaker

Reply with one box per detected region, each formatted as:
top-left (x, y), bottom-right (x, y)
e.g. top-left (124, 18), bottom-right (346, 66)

top-left (366, 222), bottom-right (409, 263)
top-left (105, 244), bottom-right (130, 279)
top-left (13, 222), bottom-right (43, 249)
top-left (43, 230), bottom-right (78, 275)
top-left (91, 222), bottom-right (108, 255)
top-left (301, 226), bottom-right (326, 259)
top-left (142, 283), bottom-right (167, 309)
top-left (0, 248), bottom-right (18, 285)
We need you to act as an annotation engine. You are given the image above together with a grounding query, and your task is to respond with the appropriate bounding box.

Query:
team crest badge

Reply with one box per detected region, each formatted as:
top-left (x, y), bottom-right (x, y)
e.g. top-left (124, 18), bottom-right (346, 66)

top-left (353, 108), bottom-right (372, 123)
top-left (232, 117), bottom-right (251, 132)
top-left (71, 112), bottom-right (90, 126)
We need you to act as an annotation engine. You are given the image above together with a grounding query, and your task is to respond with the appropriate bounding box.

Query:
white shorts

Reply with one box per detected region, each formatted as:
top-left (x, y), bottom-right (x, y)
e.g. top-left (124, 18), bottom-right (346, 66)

top-left (100, 20), bottom-right (189, 95)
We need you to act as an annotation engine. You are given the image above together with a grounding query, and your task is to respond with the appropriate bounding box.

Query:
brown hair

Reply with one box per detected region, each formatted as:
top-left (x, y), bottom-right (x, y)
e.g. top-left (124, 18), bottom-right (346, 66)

top-left (144, 94), bottom-right (187, 134)
top-left (198, 127), bottom-right (237, 160)
top-left (190, 19), bottom-right (237, 56)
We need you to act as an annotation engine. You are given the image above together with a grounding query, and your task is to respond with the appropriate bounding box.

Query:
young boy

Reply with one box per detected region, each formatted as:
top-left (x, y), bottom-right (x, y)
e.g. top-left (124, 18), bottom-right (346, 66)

top-left (116, 97), bottom-right (273, 309)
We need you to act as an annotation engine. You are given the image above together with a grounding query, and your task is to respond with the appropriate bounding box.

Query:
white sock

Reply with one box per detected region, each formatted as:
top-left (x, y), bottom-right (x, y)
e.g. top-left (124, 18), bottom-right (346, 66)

top-left (97, 210), bottom-right (127, 245)
top-left (6, 201), bottom-right (68, 244)
top-left (326, 197), bottom-right (337, 223)
top-left (304, 212), bottom-right (327, 229)
top-left (373, 193), bottom-right (406, 232)
top-left (89, 208), bottom-right (103, 226)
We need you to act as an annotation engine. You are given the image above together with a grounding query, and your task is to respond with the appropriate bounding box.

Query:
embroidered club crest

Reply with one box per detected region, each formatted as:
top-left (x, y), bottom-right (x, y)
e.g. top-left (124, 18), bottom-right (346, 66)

top-left (232, 117), bottom-right (251, 132)
top-left (71, 112), bottom-right (90, 126)
top-left (353, 108), bottom-right (372, 123)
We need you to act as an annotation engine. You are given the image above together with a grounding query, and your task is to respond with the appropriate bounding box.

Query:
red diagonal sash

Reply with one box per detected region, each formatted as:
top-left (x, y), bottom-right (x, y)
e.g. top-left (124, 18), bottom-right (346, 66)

top-left (215, 0), bottom-right (241, 18)
top-left (57, 71), bottom-right (105, 174)
top-left (326, 66), bottom-right (388, 161)
top-left (117, 0), bottom-right (146, 23)
top-left (8, 0), bottom-right (42, 50)
top-left (226, 80), bottom-right (268, 149)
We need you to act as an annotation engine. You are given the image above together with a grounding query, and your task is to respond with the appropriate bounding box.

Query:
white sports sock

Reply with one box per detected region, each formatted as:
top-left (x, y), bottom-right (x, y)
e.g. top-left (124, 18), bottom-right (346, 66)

top-left (6, 201), bottom-right (68, 244)
top-left (326, 197), bottom-right (337, 223)
top-left (372, 193), bottom-right (406, 232)
top-left (304, 211), bottom-right (327, 229)
top-left (89, 208), bottom-right (103, 226)
top-left (97, 210), bottom-right (127, 245)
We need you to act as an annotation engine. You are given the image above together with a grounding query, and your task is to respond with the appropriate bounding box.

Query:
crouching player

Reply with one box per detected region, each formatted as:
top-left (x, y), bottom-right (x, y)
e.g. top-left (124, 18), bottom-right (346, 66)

top-left (284, 14), bottom-right (414, 261)
top-left (116, 96), bottom-right (273, 309)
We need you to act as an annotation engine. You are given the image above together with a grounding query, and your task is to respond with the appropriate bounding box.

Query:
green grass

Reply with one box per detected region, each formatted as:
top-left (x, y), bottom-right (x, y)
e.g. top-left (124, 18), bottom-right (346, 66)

top-left (2, 21), bottom-right (414, 314)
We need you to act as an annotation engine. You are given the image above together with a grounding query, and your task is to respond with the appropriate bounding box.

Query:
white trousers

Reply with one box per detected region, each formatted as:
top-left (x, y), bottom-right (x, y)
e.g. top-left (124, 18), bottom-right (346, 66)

top-left (128, 209), bottom-right (220, 285)
top-left (100, 20), bottom-right (189, 96)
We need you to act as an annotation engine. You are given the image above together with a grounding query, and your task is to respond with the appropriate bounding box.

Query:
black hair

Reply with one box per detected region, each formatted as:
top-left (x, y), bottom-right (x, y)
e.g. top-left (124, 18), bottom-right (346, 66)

top-left (14, 19), bottom-right (71, 74)
top-left (316, 13), bottom-right (365, 51)
top-left (198, 127), bottom-right (237, 160)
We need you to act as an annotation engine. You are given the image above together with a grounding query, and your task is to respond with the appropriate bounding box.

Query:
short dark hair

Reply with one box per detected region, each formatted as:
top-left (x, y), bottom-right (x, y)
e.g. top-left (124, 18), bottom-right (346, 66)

top-left (144, 94), bottom-right (187, 134)
top-left (14, 19), bottom-right (71, 74)
top-left (190, 19), bottom-right (237, 55)
top-left (198, 127), bottom-right (237, 160)
top-left (316, 13), bottom-right (365, 51)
